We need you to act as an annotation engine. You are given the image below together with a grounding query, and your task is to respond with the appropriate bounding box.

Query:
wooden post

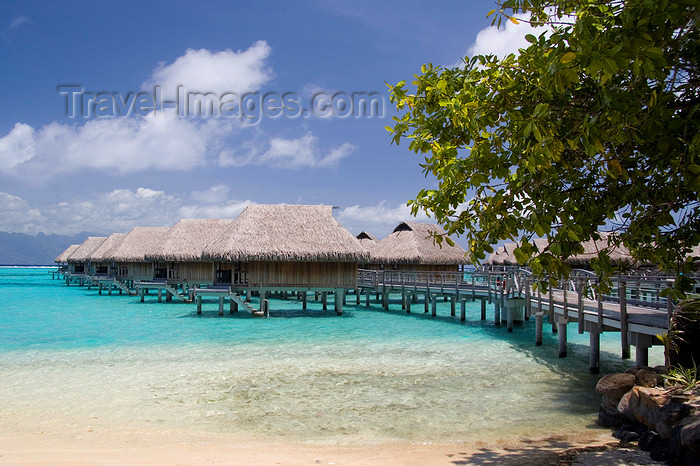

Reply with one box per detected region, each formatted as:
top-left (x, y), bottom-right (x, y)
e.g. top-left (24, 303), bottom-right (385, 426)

top-left (450, 296), bottom-right (456, 317)
top-left (524, 276), bottom-right (531, 320)
top-left (158, 289), bottom-right (162, 303)
top-left (335, 288), bottom-right (343, 316)
top-left (558, 317), bottom-right (568, 358)
top-left (140, 288), bottom-right (145, 302)
top-left (406, 294), bottom-right (411, 313)
top-left (460, 299), bottom-right (466, 322)
top-left (535, 312), bottom-right (544, 346)
top-left (365, 288), bottom-right (370, 307)
top-left (506, 302), bottom-right (513, 332)
top-left (666, 284), bottom-right (674, 328)
top-left (636, 344), bottom-right (649, 367)
top-left (302, 292), bottom-right (307, 310)
top-left (108, 283), bottom-right (112, 295)
top-left (619, 280), bottom-right (630, 359)
top-left (549, 284), bottom-right (557, 334)
top-left (322, 292), bottom-right (327, 310)
top-left (401, 288), bottom-right (407, 310)
top-left (480, 299), bottom-right (486, 320)
top-left (230, 299), bottom-right (238, 314)
top-left (218, 296), bottom-right (224, 316)
top-left (431, 296), bottom-right (437, 317)
top-left (577, 280), bottom-right (584, 334)
top-left (356, 289), bottom-right (360, 306)
top-left (98, 283), bottom-right (103, 295)
top-left (196, 295), bottom-right (202, 314)
top-left (590, 326), bottom-right (601, 374)
top-left (424, 291), bottom-right (430, 313)
top-left (262, 299), bottom-right (269, 317)
top-left (494, 301), bottom-right (501, 326)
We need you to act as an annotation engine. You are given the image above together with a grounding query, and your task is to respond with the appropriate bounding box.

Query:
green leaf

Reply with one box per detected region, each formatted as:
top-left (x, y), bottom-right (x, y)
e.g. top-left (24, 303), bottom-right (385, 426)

top-left (525, 34), bottom-right (537, 44)
top-left (560, 52), bottom-right (577, 63)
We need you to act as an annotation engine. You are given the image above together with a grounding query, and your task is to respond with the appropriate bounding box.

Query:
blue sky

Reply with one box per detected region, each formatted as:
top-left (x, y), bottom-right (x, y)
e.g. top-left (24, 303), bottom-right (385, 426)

top-left (0, 0), bottom-right (546, 246)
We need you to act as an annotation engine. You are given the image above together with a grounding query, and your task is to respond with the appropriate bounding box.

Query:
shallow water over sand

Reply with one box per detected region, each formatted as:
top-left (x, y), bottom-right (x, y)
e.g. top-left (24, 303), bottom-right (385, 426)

top-left (0, 267), bottom-right (663, 444)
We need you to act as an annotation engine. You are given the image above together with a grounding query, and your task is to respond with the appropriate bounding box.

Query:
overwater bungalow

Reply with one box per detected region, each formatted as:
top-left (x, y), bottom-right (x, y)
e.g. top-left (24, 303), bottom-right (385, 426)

top-left (101, 227), bottom-right (170, 283)
top-left (356, 231), bottom-right (378, 251)
top-left (369, 222), bottom-right (469, 272)
top-left (54, 244), bottom-right (79, 272)
top-left (202, 204), bottom-right (369, 293)
top-left (66, 236), bottom-right (107, 276)
top-left (88, 233), bottom-right (127, 277)
top-left (145, 219), bottom-right (235, 287)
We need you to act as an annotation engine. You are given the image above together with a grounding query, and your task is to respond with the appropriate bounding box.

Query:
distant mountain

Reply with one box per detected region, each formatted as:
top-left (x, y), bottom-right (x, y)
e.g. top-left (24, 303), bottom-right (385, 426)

top-left (0, 232), bottom-right (98, 265)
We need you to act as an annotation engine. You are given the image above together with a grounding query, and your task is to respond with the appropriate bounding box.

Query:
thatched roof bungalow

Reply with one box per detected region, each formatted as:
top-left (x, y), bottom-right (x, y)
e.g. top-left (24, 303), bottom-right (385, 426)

top-left (202, 204), bottom-right (369, 289)
top-left (66, 236), bottom-right (107, 274)
top-left (145, 219), bottom-right (235, 285)
top-left (484, 234), bottom-right (634, 269)
top-left (369, 222), bottom-right (469, 271)
top-left (101, 227), bottom-right (170, 281)
top-left (54, 244), bottom-right (79, 264)
top-left (88, 233), bottom-right (127, 276)
top-left (357, 231), bottom-right (378, 250)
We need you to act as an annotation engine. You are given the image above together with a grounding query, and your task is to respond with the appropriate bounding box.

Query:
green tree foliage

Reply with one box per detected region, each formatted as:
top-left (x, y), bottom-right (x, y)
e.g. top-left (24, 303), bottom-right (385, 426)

top-left (388, 0), bottom-right (699, 291)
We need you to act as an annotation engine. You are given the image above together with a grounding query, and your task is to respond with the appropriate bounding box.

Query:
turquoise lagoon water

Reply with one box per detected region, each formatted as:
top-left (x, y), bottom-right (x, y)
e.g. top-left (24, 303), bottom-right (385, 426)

top-left (0, 267), bottom-right (663, 444)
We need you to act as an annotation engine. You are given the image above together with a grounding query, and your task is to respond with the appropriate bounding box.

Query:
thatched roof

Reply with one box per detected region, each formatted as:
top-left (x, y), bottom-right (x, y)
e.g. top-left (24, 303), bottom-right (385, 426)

top-left (202, 204), bottom-right (369, 262)
top-left (356, 231), bottom-right (378, 252)
top-left (89, 233), bottom-right (127, 262)
top-left (369, 222), bottom-right (469, 265)
top-left (146, 219), bottom-right (236, 261)
top-left (566, 232), bottom-right (633, 265)
top-left (484, 242), bottom-right (520, 266)
top-left (67, 237), bottom-right (108, 262)
top-left (102, 227), bottom-right (170, 262)
top-left (54, 244), bottom-right (79, 263)
top-left (485, 234), bottom-right (633, 267)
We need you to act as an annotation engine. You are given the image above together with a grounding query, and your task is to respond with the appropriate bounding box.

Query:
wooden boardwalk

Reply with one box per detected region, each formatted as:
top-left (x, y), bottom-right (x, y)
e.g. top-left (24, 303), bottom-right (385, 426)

top-left (54, 267), bottom-right (694, 373)
top-left (357, 269), bottom-right (680, 373)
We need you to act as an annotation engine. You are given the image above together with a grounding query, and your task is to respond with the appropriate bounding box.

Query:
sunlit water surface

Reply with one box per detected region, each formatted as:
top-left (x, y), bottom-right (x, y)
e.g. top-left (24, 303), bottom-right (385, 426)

top-left (0, 267), bottom-right (663, 444)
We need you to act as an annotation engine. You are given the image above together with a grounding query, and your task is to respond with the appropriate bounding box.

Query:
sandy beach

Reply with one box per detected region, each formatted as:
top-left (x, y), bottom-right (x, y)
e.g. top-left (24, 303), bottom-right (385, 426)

top-left (0, 427), bottom-right (653, 465)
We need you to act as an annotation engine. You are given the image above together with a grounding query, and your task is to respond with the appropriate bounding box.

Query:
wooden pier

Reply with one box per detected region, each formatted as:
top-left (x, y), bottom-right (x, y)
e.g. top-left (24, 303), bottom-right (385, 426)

top-left (357, 269), bottom-right (683, 373)
top-left (52, 265), bottom-right (695, 374)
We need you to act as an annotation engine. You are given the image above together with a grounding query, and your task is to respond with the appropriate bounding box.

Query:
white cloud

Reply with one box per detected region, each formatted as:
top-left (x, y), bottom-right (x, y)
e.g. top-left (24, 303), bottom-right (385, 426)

top-left (0, 187), bottom-right (251, 236)
top-left (222, 132), bottom-right (355, 169)
top-left (145, 41), bottom-right (273, 99)
top-left (9, 15), bottom-right (29, 29)
top-left (336, 201), bottom-right (431, 239)
top-left (0, 123), bottom-right (34, 171)
top-left (467, 13), bottom-right (550, 58)
top-left (0, 40), bottom-right (353, 177)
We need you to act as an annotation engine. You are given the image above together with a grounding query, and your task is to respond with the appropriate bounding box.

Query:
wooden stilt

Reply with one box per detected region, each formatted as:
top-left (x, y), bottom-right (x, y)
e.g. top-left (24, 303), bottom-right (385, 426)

top-left (450, 296), bottom-right (456, 317)
top-left (322, 292), bottom-right (327, 310)
top-left (506, 302), bottom-right (513, 332)
top-left (590, 327), bottom-right (601, 374)
top-left (424, 291), bottom-right (430, 313)
top-left (158, 289), bottom-right (162, 303)
top-left (140, 288), bottom-right (145, 302)
top-left (494, 301), bottom-right (501, 326)
top-left (230, 299), bottom-right (238, 314)
top-left (619, 280), bottom-right (630, 359)
top-left (481, 299), bottom-right (486, 320)
top-left (302, 292), bottom-right (307, 310)
top-left (431, 296), bottom-right (437, 317)
top-left (535, 312), bottom-right (543, 346)
top-left (218, 296), bottom-right (224, 316)
top-left (558, 317), bottom-right (568, 357)
top-left (196, 295), bottom-right (202, 314)
top-left (460, 299), bottom-right (466, 322)
top-left (636, 345), bottom-right (649, 366)
top-left (335, 288), bottom-right (343, 316)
